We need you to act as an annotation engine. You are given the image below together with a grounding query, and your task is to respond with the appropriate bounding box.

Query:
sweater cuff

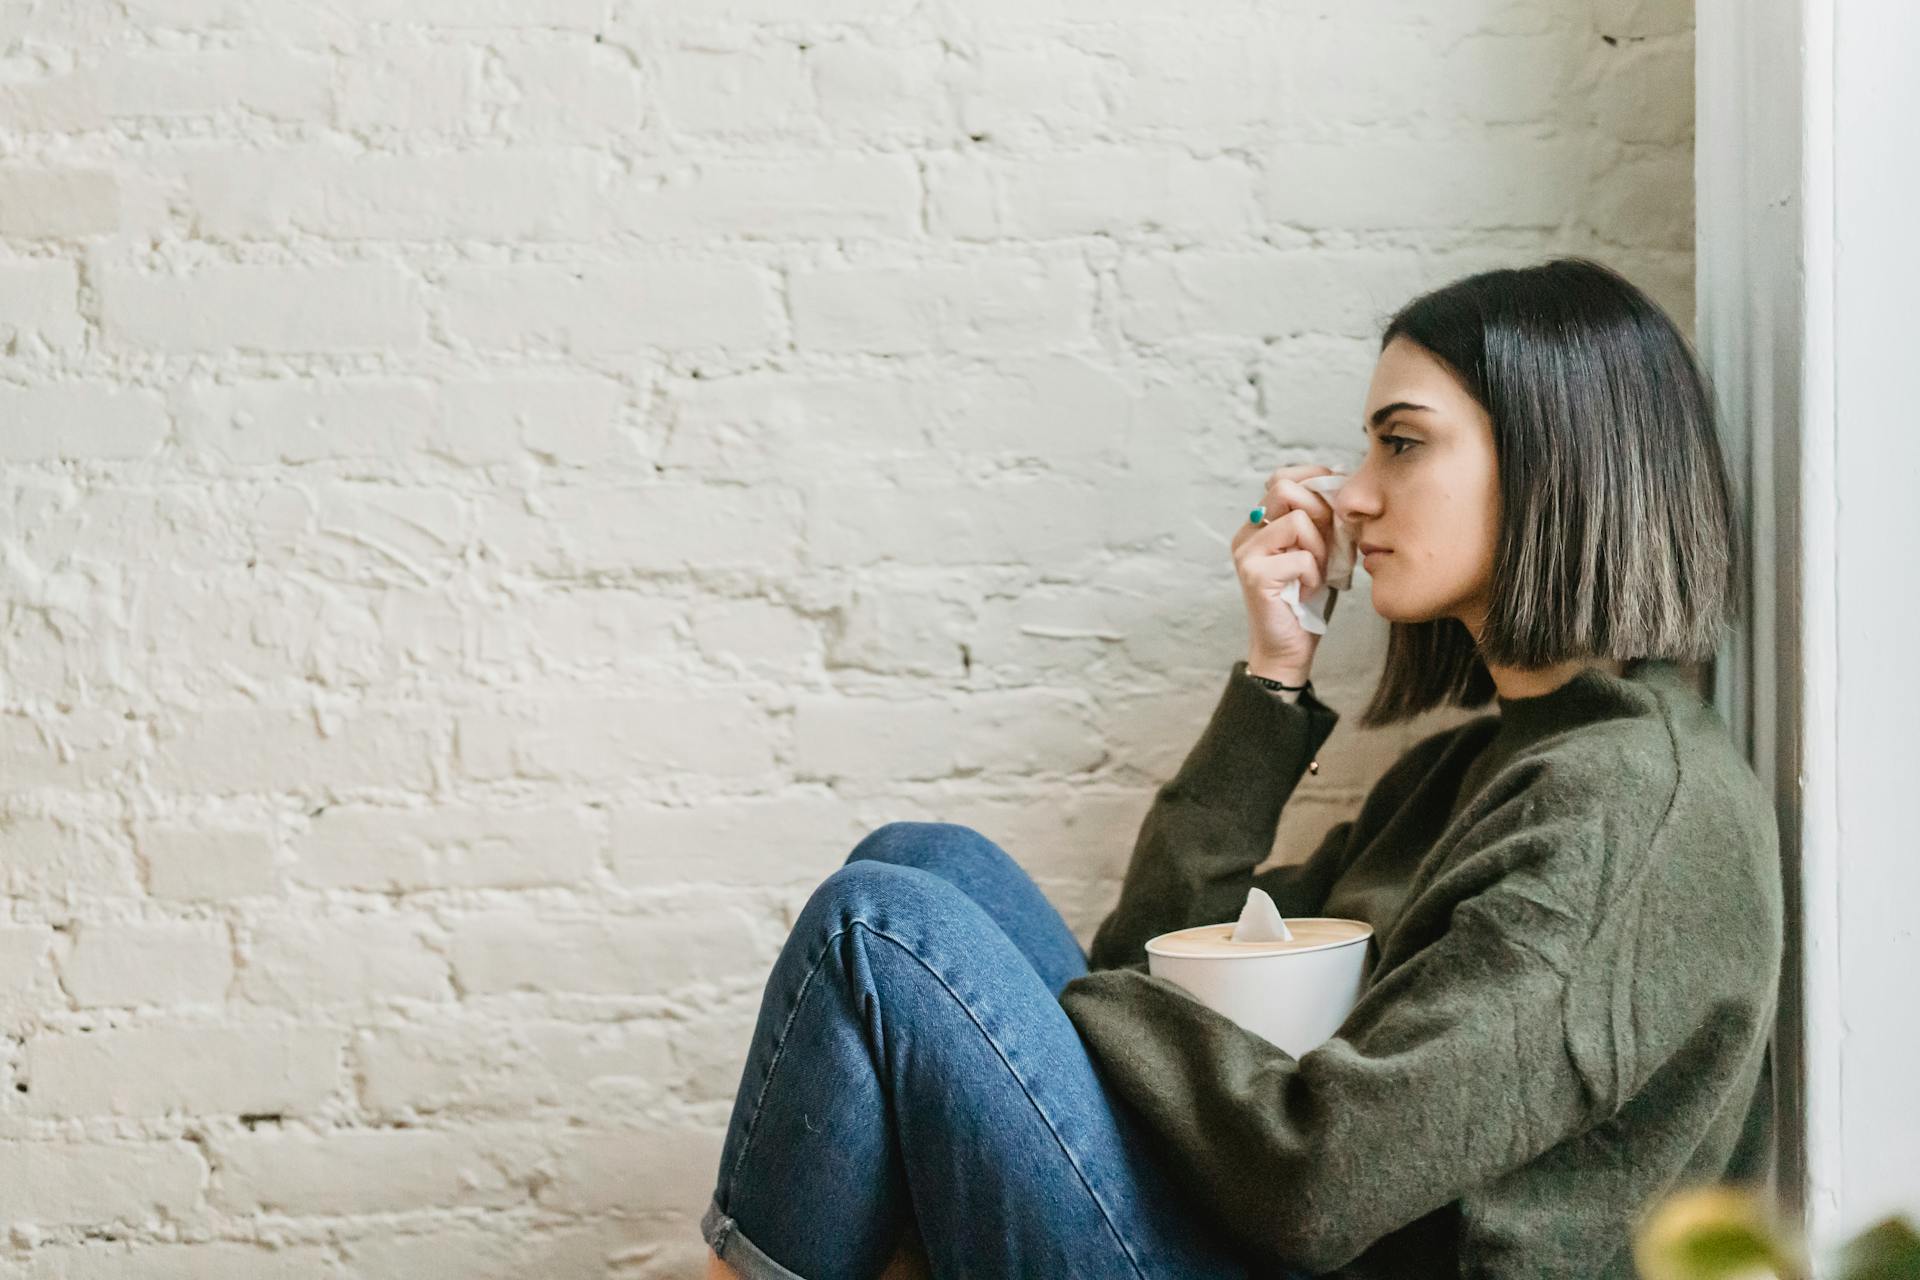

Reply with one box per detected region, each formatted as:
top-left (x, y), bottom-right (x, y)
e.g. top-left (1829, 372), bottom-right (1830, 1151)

top-left (1161, 662), bottom-right (1339, 808)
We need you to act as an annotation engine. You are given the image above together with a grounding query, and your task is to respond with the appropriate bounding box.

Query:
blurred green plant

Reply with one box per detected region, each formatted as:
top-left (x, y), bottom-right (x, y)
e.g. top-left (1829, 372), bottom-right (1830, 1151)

top-left (1633, 1185), bottom-right (1920, 1280)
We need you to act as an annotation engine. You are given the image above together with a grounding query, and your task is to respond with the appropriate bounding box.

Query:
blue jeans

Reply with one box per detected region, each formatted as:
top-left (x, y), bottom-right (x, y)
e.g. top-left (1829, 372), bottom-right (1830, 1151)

top-left (701, 821), bottom-right (1279, 1279)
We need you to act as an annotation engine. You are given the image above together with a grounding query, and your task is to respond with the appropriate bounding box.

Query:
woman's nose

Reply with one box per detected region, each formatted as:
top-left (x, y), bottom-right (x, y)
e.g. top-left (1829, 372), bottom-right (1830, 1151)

top-left (1333, 468), bottom-right (1380, 521)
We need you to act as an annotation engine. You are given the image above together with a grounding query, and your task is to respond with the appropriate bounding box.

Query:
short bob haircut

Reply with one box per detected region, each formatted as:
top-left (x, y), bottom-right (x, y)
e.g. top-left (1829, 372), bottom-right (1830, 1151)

top-left (1358, 257), bottom-right (1745, 728)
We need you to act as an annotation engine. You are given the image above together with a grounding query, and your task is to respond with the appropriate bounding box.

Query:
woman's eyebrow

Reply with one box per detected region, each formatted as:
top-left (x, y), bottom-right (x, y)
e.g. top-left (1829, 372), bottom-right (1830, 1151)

top-left (1364, 401), bottom-right (1436, 433)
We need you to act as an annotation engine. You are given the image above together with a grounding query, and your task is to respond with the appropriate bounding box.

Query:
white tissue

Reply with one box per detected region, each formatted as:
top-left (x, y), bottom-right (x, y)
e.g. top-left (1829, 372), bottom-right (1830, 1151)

top-left (1275, 472), bottom-right (1359, 636)
top-left (1230, 886), bottom-right (1294, 942)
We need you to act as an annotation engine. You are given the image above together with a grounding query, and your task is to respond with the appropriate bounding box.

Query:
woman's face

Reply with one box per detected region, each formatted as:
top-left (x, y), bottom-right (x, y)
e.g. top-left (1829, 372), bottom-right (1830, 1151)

top-left (1331, 336), bottom-right (1501, 636)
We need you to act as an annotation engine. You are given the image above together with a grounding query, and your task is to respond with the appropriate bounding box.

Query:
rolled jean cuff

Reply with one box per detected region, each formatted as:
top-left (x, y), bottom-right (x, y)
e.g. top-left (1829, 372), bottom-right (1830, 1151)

top-left (702, 1199), bottom-right (808, 1280)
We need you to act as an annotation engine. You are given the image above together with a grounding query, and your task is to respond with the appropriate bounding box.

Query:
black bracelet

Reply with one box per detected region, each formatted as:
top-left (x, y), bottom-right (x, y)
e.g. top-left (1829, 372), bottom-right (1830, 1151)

top-left (1247, 672), bottom-right (1311, 694)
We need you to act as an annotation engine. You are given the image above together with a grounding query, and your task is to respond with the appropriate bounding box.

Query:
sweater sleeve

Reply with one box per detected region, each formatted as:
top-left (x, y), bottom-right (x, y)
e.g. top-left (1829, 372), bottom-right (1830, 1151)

top-left (1085, 661), bottom-right (1341, 973)
top-left (1059, 788), bottom-right (1620, 1274)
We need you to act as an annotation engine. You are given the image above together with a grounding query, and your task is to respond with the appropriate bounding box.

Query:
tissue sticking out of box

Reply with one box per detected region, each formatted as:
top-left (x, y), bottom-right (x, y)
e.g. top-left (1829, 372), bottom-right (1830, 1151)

top-left (1230, 886), bottom-right (1294, 943)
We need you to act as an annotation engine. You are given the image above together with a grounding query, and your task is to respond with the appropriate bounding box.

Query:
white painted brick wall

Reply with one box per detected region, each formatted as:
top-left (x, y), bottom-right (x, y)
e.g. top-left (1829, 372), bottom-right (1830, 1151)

top-left (0, 0), bottom-right (1694, 1273)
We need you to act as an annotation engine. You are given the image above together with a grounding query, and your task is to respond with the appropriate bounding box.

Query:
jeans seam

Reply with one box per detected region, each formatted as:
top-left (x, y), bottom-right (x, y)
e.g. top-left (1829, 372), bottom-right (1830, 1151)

top-left (719, 922), bottom-right (857, 1210)
top-left (855, 917), bottom-right (1156, 1279)
top-left (722, 914), bottom-right (1157, 1279)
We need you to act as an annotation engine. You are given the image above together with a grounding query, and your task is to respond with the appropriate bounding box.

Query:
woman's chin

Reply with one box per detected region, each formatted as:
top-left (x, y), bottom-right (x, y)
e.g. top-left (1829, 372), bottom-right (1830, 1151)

top-left (1367, 590), bottom-right (1449, 626)
top-left (1364, 585), bottom-right (1408, 622)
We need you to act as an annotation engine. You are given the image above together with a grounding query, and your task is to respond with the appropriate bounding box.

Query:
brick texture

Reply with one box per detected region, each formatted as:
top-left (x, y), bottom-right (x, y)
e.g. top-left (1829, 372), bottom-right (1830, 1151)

top-left (0, 0), bottom-right (1693, 1273)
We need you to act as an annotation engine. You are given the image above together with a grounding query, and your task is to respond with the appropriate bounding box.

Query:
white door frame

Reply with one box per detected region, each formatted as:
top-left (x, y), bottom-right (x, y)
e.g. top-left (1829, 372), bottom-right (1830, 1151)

top-left (1698, 0), bottom-right (1920, 1259)
top-left (1695, 0), bottom-right (1816, 1234)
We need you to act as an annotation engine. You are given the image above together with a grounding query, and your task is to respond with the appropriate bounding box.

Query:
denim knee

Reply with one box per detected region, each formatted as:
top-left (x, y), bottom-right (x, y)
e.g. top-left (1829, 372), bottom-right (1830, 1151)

top-left (790, 857), bottom-right (954, 951)
top-left (847, 820), bottom-right (995, 870)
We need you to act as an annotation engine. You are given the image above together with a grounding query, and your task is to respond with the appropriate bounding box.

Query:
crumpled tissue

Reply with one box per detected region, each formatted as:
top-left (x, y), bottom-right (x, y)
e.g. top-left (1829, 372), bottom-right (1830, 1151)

top-left (1273, 471), bottom-right (1359, 636)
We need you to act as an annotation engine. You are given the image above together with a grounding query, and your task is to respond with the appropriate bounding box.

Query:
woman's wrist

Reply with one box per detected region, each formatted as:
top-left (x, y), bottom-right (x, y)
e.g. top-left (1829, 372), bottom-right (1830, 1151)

top-left (1245, 656), bottom-right (1312, 688)
top-left (1251, 676), bottom-right (1307, 703)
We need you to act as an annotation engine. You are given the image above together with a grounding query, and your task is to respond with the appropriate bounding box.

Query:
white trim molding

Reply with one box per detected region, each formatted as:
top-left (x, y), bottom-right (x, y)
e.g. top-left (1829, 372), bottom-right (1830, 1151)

top-left (1698, 0), bottom-right (1920, 1260)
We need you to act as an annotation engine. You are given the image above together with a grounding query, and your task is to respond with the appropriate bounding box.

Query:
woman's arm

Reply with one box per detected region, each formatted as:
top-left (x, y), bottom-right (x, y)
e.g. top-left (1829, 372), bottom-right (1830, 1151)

top-left (1084, 661), bottom-right (1341, 973)
top-left (1062, 791), bottom-right (1628, 1272)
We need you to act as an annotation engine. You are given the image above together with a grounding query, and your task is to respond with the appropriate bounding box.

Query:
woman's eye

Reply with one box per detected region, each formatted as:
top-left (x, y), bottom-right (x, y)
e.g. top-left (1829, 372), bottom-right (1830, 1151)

top-left (1378, 434), bottom-right (1418, 457)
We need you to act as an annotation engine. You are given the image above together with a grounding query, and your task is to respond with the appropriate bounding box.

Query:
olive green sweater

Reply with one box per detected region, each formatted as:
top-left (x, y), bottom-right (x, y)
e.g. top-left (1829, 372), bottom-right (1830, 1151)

top-left (1059, 659), bottom-right (1783, 1278)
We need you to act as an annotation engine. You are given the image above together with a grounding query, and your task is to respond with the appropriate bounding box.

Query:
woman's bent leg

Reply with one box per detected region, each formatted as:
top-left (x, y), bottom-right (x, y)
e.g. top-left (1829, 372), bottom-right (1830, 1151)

top-left (702, 857), bottom-right (1248, 1280)
top-left (843, 821), bottom-right (1088, 996)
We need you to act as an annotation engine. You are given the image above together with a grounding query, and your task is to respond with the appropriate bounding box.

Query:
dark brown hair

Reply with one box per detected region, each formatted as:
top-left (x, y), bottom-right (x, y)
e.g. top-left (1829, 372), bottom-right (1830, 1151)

top-left (1359, 257), bottom-right (1744, 727)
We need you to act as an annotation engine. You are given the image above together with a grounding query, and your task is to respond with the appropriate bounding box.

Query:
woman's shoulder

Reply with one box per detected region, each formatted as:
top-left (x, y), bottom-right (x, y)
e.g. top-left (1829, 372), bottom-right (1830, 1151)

top-left (1421, 670), bottom-right (1756, 891)
top-left (1515, 663), bottom-right (1764, 815)
top-left (1370, 662), bottom-right (1774, 867)
top-left (1483, 670), bottom-right (1780, 916)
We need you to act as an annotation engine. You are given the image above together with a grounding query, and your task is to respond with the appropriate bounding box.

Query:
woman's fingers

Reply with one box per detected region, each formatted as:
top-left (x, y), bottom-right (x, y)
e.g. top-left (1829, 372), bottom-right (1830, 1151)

top-left (1265, 463), bottom-right (1336, 490)
top-left (1233, 506), bottom-right (1327, 571)
top-left (1240, 547), bottom-right (1324, 596)
top-left (1233, 466), bottom-right (1337, 554)
top-left (1273, 505), bottom-right (1327, 568)
top-left (1265, 475), bottom-right (1335, 536)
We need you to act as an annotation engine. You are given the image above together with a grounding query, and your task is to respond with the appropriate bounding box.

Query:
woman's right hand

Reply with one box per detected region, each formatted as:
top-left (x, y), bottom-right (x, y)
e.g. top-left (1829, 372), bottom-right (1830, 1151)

top-left (1231, 463), bottom-right (1340, 684)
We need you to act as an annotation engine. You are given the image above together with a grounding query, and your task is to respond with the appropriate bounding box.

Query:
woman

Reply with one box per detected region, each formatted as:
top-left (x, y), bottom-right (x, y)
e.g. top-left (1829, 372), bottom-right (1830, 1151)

top-left (701, 258), bottom-right (1784, 1279)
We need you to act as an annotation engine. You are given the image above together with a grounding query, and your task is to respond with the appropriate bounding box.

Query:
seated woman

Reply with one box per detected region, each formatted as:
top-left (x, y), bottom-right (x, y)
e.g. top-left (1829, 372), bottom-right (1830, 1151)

top-left (701, 258), bottom-right (1783, 1279)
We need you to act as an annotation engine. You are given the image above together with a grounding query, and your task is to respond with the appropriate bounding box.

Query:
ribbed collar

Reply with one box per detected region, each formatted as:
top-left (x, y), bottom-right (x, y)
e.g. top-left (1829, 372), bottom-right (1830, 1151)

top-left (1490, 657), bottom-right (1675, 741)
